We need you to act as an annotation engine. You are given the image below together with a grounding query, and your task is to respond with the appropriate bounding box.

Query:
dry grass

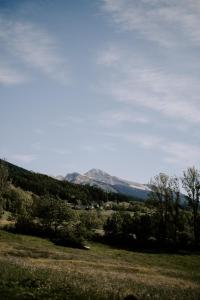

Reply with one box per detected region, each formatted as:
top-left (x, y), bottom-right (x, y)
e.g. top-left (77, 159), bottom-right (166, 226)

top-left (0, 230), bottom-right (200, 299)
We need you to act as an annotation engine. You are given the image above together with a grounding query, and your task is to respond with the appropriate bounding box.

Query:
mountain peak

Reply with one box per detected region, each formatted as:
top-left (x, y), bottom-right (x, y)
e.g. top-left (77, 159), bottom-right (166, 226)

top-left (84, 169), bottom-right (122, 187)
top-left (65, 172), bottom-right (81, 182)
top-left (84, 168), bottom-right (109, 176)
top-left (64, 168), bottom-right (151, 200)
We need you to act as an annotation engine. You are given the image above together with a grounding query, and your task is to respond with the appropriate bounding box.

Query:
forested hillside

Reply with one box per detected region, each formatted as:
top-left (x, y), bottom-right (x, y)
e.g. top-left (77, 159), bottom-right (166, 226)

top-left (0, 159), bottom-right (200, 251)
top-left (1, 159), bottom-right (141, 206)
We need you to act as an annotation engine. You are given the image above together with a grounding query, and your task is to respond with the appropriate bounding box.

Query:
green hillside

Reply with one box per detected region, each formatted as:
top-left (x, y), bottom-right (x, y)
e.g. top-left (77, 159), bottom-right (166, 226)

top-left (1, 159), bottom-right (141, 205)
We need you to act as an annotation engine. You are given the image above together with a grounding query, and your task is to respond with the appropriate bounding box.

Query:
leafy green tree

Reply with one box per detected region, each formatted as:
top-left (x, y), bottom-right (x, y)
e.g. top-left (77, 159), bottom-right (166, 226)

top-left (182, 167), bottom-right (200, 247)
top-left (135, 213), bottom-right (155, 243)
top-left (104, 211), bottom-right (156, 247)
top-left (7, 186), bottom-right (35, 231)
top-left (104, 212), bottom-right (123, 241)
top-left (169, 176), bottom-right (182, 245)
top-left (148, 173), bottom-right (173, 243)
top-left (35, 196), bottom-right (75, 233)
top-left (147, 173), bottom-right (183, 246)
top-left (121, 213), bottom-right (134, 241)
top-left (80, 211), bottom-right (102, 230)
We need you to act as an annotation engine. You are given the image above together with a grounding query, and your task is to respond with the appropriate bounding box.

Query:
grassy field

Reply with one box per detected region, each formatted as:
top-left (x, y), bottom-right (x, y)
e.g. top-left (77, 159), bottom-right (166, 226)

top-left (0, 230), bottom-right (200, 300)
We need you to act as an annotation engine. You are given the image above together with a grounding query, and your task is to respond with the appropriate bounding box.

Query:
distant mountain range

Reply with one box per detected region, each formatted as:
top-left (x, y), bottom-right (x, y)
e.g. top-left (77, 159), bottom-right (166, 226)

top-left (57, 169), bottom-right (151, 200)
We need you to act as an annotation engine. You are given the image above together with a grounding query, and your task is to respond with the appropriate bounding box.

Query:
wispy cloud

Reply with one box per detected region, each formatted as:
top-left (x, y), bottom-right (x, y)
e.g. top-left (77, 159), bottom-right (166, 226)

top-left (97, 46), bottom-right (122, 66)
top-left (99, 110), bottom-right (150, 128)
top-left (108, 67), bottom-right (200, 124)
top-left (81, 143), bottom-right (117, 153)
top-left (161, 142), bottom-right (200, 165)
top-left (0, 17), bottom-right (69, 84)
top-left (96, 45), bottom-right (200, 125)
top-left (33, 128), bottom-right (45, 135)
top-left (101, 143), bottom-right (116, 152)
top-left (81, 145), bottom-right (96, 153)
top-left (0, 63), bottom-right (27, 85)
top-left (52, 115), bottom-right (85, 128)
top-left (124, 132), bottom-right (162, 150)
top-left (101, 0), bottom-right (200, 47)
top-left (11, 154), bottom-right (37, 164)
top-left (51, 148), bottom-right (71, 155)
top-left (108, 131), bottom-right (200, 167)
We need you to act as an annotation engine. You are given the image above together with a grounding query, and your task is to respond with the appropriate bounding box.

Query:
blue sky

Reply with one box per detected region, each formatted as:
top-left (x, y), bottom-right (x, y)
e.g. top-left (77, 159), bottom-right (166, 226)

top-left (1, 0), bottom-right (200, 183)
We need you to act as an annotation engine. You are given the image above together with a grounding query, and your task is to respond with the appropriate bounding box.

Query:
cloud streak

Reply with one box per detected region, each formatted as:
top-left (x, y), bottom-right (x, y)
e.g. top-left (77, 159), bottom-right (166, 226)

top-left (101, 0), bottom-right (200, 47)
top-left (109, 67), bottom-right (200, 124)
top-left (98, 110), bottom-right (150, 128)
top-left (0, 63), bottom-right (27, 85)
top-left (0, 17), bottom-right (69, 85)
top-left (96, 45), bottom-right (200, 125)
top-left (108, 131), bottom-right (200, 167)
top-left (97, 46), bottom-right (122, 66)
top-left (11, 154), bottom-right (37, 164)
top-left (161, 142), bottom-right (200, 165)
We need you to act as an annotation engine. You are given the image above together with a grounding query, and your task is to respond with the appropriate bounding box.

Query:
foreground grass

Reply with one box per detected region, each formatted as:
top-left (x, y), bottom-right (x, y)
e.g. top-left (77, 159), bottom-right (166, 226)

top-left (0, 230), bottom-right (200, 299)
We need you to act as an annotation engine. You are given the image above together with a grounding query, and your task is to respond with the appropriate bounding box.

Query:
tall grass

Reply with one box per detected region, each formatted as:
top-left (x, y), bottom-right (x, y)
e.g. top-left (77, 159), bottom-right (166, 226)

top-left (0, 230), bottom-right (200, 300)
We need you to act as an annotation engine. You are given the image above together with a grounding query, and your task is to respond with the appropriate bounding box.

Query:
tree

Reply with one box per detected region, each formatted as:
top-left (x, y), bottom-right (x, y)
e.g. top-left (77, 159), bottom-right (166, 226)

top-left (148, 173), bottom-right (184, 246)
top-left (79, 211), bottom-right (102, 234)
top-left (35, 196), bottom-right (75, 233)
top-left (148, 173), bottom-right (173, 243)
top-left (169, 176), bottom-right (182, 245)
top-left (0, 159), bottom-right (9, 214)
top-left (13, 187), bottom-right (34, 230)
top-left (182, 167), bottom-right (200, 247)
top-left (104, 212), bottom-right (123, 242)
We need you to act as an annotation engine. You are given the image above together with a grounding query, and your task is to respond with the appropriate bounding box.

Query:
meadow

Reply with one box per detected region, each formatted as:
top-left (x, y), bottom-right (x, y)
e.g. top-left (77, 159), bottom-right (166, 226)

top-left (0, 229), bottom-right (199, 300)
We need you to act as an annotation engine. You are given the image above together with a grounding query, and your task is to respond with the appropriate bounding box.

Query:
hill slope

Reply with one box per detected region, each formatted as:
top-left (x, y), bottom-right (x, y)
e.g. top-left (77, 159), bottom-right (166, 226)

top-left (1, 159), bottom-right (142, 204)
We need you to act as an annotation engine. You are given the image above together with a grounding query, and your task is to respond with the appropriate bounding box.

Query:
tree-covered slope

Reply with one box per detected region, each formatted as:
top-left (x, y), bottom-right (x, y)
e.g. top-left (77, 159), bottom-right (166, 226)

top-left (1, 159), bottom-right (141, 205)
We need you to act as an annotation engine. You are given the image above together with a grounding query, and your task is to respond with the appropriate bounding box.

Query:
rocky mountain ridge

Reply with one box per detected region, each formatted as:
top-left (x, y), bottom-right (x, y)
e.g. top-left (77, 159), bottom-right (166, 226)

top-left (62, 168), bottom-right (151, 200)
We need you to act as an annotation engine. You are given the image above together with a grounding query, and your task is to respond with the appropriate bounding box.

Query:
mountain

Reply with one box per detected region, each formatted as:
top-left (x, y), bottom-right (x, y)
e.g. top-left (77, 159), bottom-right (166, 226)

top-left (55, 175), bottom-right (65, 181)
top-left (65, 171), bottom-right (117, 193)
top-left (65, 169), bottom-right (151, 200)
top-left (1, 159), bottom-right (140, 205)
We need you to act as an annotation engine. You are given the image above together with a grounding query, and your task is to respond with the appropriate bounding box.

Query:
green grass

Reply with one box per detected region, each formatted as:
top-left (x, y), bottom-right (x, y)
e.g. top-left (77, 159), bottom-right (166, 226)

top-left (0, 230), bottom-right (200, 300)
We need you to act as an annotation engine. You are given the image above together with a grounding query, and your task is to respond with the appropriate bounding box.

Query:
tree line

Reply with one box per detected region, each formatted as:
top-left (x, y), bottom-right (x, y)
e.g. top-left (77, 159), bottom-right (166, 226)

top-left (0, 159), bottom-right (200, 250)
top-left (104, 169), bottom-right (200, 249)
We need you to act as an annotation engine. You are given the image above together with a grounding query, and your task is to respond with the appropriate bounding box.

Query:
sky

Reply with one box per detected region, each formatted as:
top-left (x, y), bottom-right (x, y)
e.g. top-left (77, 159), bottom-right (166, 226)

top-left (1, 0), bottom-right (200, 183)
